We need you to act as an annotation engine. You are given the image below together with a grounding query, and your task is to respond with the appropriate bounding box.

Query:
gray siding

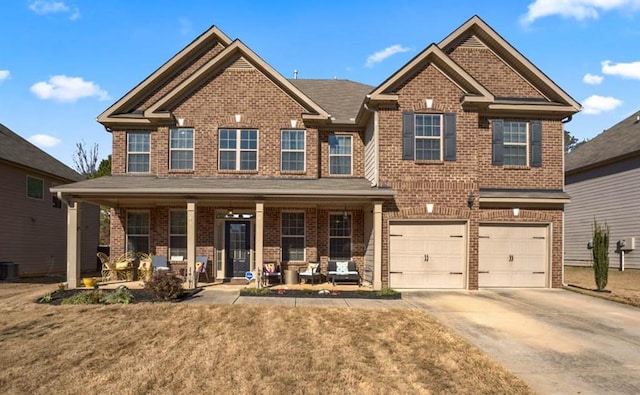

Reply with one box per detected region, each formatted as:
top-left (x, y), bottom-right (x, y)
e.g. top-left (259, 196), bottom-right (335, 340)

top-left (363, 208), bottom-right (374, 283)
top-left (0, 163), bottom-right (99, 277)
top-left (565, 164), bottom-right (640, 268)
top-left (364, 116), bottom-right (377, 185)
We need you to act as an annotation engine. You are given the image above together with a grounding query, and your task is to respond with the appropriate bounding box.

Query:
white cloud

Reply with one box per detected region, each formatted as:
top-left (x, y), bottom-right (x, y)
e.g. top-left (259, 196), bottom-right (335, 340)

top-left (28, 134), bottom-right (61, 148)
top-left (365, 45), bottom-right (410, 68)
top-left (28, 1), bottom-right (80, 20)
top-left (30, 75), bottom-right (109, 102)
top-left (0, 70), bottom-right (9, 82)
top-left (582, 94), bottom-right (622, 114)
top-left (521, 0), bottom-right (640, 25)
top-left (583, 73), bottom-right (603, 84)
top-left (601, 60), bottom-right (640, 80)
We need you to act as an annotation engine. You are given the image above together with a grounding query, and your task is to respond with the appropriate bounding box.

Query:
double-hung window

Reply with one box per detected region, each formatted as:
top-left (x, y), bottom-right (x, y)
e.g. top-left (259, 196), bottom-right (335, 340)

top-left (126, 211), bottom-right (149, 254)
top-left (127, 132), bottom-right (150, 173)
top-left (281, 130), bottom-right (305, 172)
top-left (503, 121), bottom-right (528, 166)
top-left (219, 129), bottom-right (258, 171)
top-left (492, 120), bottom-right (542, 167)
top-left (402, 112), bottom-right (456, 162)
top-left (415, 114), bottom-right (442, 161)
top-left (281, 212), bottom-right (305, 261)
top-left (26, 176), bottom-right (44, 199)
top-left (170, 128), bottom-right (194, 170)
top-left (329, 213), bottom-right (351, 260)
top-left (169, 210), bottom-right (187, 259)
top-left (329, 135), bottom-right (352, 175)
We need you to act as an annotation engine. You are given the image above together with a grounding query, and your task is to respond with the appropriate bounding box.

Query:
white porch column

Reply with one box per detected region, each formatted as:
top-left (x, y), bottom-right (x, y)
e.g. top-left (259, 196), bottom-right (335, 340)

top-left (186, 201), bottom-right (197, 288)
top-left (255, 201), bottom-right (264, 286)
top-left (373, 201), bottom-right (383, 290)
top-left (66, 201), bottom-right (82, 289)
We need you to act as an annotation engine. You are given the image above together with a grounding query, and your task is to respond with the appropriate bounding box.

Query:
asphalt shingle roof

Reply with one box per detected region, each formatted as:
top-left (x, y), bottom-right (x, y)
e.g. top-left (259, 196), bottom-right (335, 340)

top-left (566, 111), bottom-right (640, 173)
top-left (0, 123), bottom-right (81, 181)
top-left (288, 79), bottom-right (373, 123)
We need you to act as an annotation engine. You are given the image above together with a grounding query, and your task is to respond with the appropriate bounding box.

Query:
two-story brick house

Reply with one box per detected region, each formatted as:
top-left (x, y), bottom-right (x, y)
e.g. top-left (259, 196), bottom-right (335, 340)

top-left (53, 15), bottom-right (579, 290)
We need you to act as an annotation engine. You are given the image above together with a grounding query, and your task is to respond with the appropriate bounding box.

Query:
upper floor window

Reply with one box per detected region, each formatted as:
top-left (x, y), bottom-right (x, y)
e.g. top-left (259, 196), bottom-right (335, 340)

top-left (402, 112), bottom-right (456, 162)
top-left (329, 135), bottom-right (352, 175)
top-left (281, 130), bottom-right (305, 172)
top-left (492, 120), bottom-right (542, 167)
top-left (219, 129), bottom-right (258, 171)
top-left (170, 128), bottom-right (194, 170)
top-left (26, 176), bottom-right (44, 199)
top-left (281, 212), bottom-right (305, 261)
top-left (127, 132), bottom-right (150, 173)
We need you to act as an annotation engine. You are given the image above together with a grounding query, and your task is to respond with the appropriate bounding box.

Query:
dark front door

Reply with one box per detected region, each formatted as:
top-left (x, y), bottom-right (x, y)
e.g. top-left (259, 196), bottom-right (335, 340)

top-left (225, 221), bottom-right (251, 277)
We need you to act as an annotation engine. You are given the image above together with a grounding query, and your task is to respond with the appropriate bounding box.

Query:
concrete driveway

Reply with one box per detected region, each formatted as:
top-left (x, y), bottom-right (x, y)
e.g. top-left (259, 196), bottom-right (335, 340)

top-left (403, 289), bottom-right (640, 395)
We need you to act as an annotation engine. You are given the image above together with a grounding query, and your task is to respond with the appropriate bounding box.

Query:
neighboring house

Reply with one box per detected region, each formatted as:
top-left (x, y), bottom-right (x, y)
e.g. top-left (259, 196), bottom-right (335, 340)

top-left (53, 15), bottom-right (579, 289)
top-left (0, 123), bottom-right (99, 278)
top-left (565, 111), bottom-right (640, 269)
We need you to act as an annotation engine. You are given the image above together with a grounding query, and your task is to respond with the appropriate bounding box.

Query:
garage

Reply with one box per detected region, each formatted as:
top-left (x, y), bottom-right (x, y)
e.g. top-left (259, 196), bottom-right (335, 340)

top-left (478, 224), bottom-right (548, 288)
top-left (389, 221), bottom-right (466, 289)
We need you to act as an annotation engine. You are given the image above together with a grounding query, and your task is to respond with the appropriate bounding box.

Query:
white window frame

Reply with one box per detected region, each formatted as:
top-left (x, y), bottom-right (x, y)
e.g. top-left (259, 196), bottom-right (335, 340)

top-left (414, 113), bottom-right (443, 161)
top-left (281, 129), bottom-right (306, 172)
top-left (218, 129), bottom-right (259, 171)
top-left (329, 134), bottom-right (352, 175)
top-left (169, 128), bottom-right (194, 171)
top-left (169, 209), bottom-right (187, 260)
top-left (503, 121), bottom-right (529, 166)
top-left (26, 175), bottom-right (44, 200)
top-left (281, 211), bottom-right (306, 262)
top-left (127, 132), bottom-right (150, 173)
top-left (328, 212), bottom-right (352, 260)
top-left (126, 210), bottom-right (150, 254)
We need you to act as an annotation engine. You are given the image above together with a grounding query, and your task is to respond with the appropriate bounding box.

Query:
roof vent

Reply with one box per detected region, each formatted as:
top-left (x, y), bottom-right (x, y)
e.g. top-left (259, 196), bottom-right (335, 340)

top-left (293, 69), bottom-right (298, 79)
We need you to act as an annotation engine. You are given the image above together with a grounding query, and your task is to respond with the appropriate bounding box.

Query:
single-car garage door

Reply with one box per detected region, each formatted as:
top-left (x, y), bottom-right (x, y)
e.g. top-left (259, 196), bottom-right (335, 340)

top-left (389, 221), bottom-right (466, 289)
top-left (479, 224), bottom-right (548, 288)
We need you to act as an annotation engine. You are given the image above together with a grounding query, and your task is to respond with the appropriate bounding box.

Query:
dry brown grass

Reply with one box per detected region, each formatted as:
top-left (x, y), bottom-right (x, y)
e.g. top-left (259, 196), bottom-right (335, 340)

top-left (0, 282), bottom-right (532, 395)
top-left (564, 266), bottom-right (640, 307)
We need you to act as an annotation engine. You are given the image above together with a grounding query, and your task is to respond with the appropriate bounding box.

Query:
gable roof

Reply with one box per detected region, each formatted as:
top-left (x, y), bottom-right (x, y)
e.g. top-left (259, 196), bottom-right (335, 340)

top-left (97, 25), bottom-right (233, 126)
top-left (144, 40), bottom-right (330, 122)
top-left (566, 111), bottom-right (640, 174)
top-left (0, 123), bottom-right (81, 181)
top-left (289, 79), bottom-right (373, 124)
top-left (439, 15), bottom-right (581, 113)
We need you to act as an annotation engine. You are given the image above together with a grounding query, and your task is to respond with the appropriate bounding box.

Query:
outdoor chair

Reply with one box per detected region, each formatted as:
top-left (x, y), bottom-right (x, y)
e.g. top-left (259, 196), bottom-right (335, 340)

top-left (299, 262), bottom-right (321, 285)
top-left (137, 252), bottom-right (153, 281)
top-left (97, 252), bottom-right (119, 282)
top-left (261, 261), bottom-right (282, 286)
top-left (152, 255), bottom-right (170, 273)
top-left (195, 256), bottom-right (210, 282)
top-left (327, 260), bottom-right (361, 286)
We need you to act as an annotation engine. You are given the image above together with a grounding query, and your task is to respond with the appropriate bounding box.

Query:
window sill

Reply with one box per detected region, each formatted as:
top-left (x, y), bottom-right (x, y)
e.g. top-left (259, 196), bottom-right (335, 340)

top-left (502, 165), bottom-right (530, 170)
top-left (327, 174), bottom-right (354, 177)
top-left (414, 160), bottom-right (444, 165)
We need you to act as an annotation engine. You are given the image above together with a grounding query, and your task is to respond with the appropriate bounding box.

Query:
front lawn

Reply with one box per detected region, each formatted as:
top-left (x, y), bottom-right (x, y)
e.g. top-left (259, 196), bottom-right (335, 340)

top-left (564, 266), bottom-right (640, 307)
top-left (0, 282), bottom-right (532, 394)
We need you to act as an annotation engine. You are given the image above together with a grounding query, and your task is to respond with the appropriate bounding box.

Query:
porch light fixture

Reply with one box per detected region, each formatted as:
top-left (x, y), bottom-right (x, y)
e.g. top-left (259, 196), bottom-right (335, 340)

top-left (114, 205), bottom-right (121, 216)
top-left (227, 208), bottom-right (233, 216)
top-left (467, 193), bottom-right (474, 209)
top-left (343, 206), bottom-right (349, 221)
top-left (290, 119), bottom-right (298, 128)
top-left (426, 203), bottom-right (434, 214)
top-left (513, 208), bottom-right (520, 217)
top-left (235, 114), bottom-right (242, 123)
top-left (177, 118), bottom-right (185, 127)
top-left (425, 98), bottom-right (434, 109)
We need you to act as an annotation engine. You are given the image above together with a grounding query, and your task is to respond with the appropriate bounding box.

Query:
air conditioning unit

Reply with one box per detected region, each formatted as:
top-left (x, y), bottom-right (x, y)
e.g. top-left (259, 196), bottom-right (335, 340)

top-left (0, 262), bottom-right (18, 280)
top-left (620, 237), bottom-right (635, 252)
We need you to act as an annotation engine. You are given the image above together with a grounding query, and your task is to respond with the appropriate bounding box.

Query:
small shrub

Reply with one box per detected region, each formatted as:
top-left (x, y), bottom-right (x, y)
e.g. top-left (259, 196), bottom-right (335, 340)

top-left (302, 288), bottom-right (314, 294)
top-left (144, 272), bottom-right (184, 300)
top-left (38, 293), bottom-right (52, 303)
top-left (240, 287), bottom-right (273, 295)
top-left (375, 287), bottom-right (398, 297)
top-left (592, 219), bottom-right (610, 291)
top-left (104, 285), bottom-right (133, 304)
top-left (61, 290), bottom-right (106, 305)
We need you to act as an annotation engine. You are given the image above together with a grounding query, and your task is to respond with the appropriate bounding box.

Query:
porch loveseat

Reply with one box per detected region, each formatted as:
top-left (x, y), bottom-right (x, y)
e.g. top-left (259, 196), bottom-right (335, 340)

top-left (327, 260), bottom-right (360, 286)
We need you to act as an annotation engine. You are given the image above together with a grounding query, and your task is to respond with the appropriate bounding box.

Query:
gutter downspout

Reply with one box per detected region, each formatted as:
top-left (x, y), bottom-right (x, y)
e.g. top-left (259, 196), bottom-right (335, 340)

top-left (561, 114), bottom-right (572, 286)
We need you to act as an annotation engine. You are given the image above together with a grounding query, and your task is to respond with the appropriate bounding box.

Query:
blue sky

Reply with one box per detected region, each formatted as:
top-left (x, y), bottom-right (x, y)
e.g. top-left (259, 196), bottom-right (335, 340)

top-left (1, 0), bottom-right (640, 168)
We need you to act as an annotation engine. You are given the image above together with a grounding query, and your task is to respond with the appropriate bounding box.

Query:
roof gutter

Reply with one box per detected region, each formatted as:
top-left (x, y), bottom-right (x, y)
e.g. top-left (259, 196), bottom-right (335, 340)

top-left (562, 115), bottom-right (573, 124)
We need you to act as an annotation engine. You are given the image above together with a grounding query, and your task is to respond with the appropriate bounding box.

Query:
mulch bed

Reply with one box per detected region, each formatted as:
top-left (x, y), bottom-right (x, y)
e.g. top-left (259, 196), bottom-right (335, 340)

top-left (240, 289), bottom-right (402, 299)
top-left (36, 287), bottom-right (202, 305)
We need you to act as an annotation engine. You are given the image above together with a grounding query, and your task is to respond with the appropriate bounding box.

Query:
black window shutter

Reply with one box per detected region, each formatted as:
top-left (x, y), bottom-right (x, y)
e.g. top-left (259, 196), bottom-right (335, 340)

top-left (444, 113), bottom-right (456, 161)
top-left (402, 111), bottom-right (415, 160)
top-left (530, 120), bottom-right (542, 167)
top-left (492, 119), bottom-right (504, 166)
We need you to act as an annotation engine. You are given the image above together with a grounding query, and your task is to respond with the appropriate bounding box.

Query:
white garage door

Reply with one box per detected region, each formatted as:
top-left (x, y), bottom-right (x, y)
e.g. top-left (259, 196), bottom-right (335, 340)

top-left (389, 222), bottom-right (466, 289)
top-left (479, 224), bottom-right (548, 288)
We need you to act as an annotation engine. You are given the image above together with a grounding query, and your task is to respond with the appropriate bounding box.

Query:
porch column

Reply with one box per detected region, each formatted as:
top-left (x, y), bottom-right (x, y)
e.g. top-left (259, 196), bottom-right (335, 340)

top-left (66, 201), bottom-right (82, 289)
top-left (373, 201), bottom-right (383, 290)
top-left (186, 201), bottom-right (197, 288)
top-left (255, 201), bottom-right (264, 286)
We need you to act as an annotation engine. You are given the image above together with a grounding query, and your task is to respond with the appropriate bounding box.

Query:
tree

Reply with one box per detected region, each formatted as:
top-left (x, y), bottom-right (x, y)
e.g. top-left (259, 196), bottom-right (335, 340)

top-left (73, 141), bottom-right (99, 178)
top-left (95, 155), bottom-right (111, 178)
top-left (564, 130), bottom-right (579, 153)
top-left (592, 219), bottom-right (610, 291)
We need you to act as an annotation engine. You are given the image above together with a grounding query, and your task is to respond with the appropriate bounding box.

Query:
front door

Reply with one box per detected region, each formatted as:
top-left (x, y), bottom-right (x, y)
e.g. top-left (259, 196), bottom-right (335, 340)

top-left (225, 221), bottom-right (251, 277)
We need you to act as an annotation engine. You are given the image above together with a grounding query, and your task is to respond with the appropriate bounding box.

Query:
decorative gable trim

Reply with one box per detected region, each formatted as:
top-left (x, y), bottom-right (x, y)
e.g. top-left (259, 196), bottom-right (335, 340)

top-left (144, 40), bottom-right (330, 122)
top-left (439, 15), bottom-right (581, 113)
top-left (97, 26), bottom-right (233, 126)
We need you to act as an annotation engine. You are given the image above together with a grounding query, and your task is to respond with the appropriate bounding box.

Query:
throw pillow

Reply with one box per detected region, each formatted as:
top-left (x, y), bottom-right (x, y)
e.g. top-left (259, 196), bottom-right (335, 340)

top-left (336, 261), bottom-right (349, 273)
top-left (264, 263), bottom-right (275, 274)
top-left (116, 261), bottom-right (129, 269)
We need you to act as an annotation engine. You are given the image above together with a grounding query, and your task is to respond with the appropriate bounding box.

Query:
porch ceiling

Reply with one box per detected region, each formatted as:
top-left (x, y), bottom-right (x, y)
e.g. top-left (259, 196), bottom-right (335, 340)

top-left (51, 175), bottom-right (394, 206)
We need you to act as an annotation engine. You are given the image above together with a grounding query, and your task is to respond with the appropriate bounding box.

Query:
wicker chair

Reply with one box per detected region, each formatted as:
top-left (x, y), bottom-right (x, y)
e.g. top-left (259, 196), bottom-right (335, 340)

top-left (97, 252), bottom-right (119, 282)
top-left (137, 252), bottom-right (153, 281)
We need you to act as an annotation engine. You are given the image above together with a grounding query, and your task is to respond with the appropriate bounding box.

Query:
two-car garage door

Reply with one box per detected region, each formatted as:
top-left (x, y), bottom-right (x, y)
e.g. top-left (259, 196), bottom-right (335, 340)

top-left (389, 222), bottom-right (466, 289)
top-left (478, 224), bottom-right (548, 288)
